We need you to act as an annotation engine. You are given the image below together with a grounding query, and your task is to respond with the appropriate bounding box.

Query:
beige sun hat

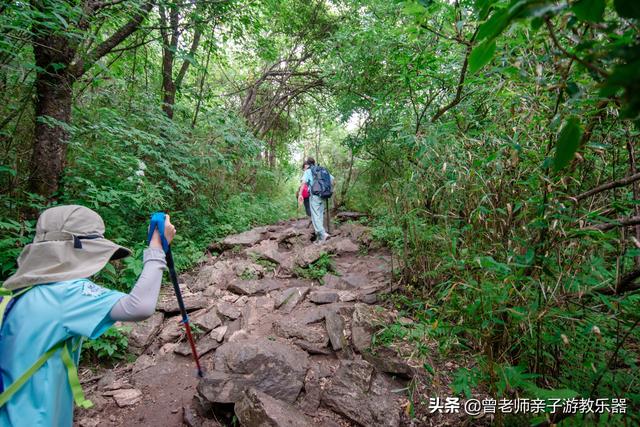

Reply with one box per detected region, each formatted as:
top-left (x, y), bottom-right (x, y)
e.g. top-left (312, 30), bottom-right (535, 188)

top-left (3, 205), bottom-right (132, 290)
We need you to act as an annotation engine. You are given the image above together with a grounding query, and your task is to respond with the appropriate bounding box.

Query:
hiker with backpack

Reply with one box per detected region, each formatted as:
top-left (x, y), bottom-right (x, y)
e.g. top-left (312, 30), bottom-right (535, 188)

top-left (0, 205), bottom-right (175, 427)
top-left (301, 157), bottom-right (334, 244)
top-left (297, 160), bottom-right (312, 218)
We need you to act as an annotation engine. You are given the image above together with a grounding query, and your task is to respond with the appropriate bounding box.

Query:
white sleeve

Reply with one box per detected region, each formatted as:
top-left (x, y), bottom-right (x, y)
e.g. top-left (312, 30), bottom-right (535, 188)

top-left (109, 248), bottom-right (166, 321)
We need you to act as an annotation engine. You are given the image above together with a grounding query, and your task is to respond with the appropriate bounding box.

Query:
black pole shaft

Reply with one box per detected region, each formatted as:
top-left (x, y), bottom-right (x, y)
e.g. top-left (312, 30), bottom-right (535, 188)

top-left (165, 247), bottom-right (188, 320)
top-left (165, 246), bottom-right (203, 377)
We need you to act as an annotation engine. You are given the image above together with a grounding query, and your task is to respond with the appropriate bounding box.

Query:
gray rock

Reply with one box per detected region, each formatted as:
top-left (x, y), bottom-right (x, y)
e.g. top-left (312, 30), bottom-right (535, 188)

top-left (359, 293), bottom-right (377, 304)
top-left (293, 339), bottom-right (331, 355)
top-left (124, 312), bottom-right (164, 353)
top-left (362, 348), bottom-right (417, 378)
top-left (131, 354), bottom-right (155, 374)
top-left (245, 239), bottom-right (294, 271)
top-left (321, 360), bottom-right (399, 427)
top-left (192, 261), bottom-right (235, 291)
top-left (228, 279), bottom-right (282, 295)
top-left (235, 388), bottom-right (315, 427)
top-left (308, 289), bottom-right (339, 304)
top-left (211, 325), bottom-right (228, 342)
top-left (241, 296), bottom-right (275, 330)
top-left (228, 329), bottom-right (249, 343)
top-left (77, 417), bottom-right (100, 427)
top-left (322, 274), bottom-right (350, 289)
top-left (274, 320), bottom-right (328, 344)
top-left (294, 245), bottom-right (325, 268)
top-left (156, 293), bottom-right (209, 314)
top-left (222, 228), bottom-right (268, 248)
top-left (299, 367), bottom-right (321, 415)
top-left (216, 300), bottom-right (241, 319)
top-left (174, 331), bottom-right (222, 357)
top-left (225, 319), bottom-right (242, 341)
top-left (108, 388), bottom-right (142, 407)
top-left (273, 287), bottom-right (309, 313)
top-left (159, 316), bottom-right (183, 344)
top-left (342, 274), bottom-right (369, 289)
top-left (327, 237), bottom-right (359, 254)
top-left (338, 222), bottom-right (372, 244)
top-left (324, 310), bottom-right (346, 351)
top-left (198, 338), bottom-right (309, 404)
top-left (231, 259), bottom-right (265, 280)
top-left (221, 293), bottom-right (240, 303)
top-left (296, 306), bottom-right (327, 324)
top-left (351, 303), bottom-right (395, 353)
top-left (338, 290), bottom-right (357, 302)
top-left (191, 307), bottom-right (222, 332)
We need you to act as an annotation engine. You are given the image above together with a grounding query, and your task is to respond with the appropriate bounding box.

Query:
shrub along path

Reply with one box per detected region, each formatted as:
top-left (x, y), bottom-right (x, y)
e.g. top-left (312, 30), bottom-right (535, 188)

top-left (74, 216), bottom-right (474, 427)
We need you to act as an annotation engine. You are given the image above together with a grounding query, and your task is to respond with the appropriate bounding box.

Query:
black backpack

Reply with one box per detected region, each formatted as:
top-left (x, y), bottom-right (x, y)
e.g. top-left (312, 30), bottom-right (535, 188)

top-left (311, 165), bottom-right (333, 199)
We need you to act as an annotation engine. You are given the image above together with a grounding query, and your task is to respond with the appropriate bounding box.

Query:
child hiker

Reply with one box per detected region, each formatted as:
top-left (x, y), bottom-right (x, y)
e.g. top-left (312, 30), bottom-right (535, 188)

top-left (0, 205), bottom-right (175, 427)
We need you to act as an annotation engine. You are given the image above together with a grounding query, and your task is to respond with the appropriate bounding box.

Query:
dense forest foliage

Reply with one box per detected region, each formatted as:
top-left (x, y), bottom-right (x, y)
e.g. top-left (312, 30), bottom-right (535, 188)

top-left (1, 0), bottom-right (639, 425)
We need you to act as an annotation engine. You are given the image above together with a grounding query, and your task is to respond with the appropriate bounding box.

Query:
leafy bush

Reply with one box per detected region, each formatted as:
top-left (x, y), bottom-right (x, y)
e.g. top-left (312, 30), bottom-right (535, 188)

top-left (294, 252), bottom-right (335, 281)
top-left (82, 325), bottom-right (132, 364)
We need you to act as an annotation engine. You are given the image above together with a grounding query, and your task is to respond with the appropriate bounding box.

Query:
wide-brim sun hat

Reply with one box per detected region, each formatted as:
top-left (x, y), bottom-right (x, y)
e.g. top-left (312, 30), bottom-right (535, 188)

top-left (3, 205), bottom-right (132, 290)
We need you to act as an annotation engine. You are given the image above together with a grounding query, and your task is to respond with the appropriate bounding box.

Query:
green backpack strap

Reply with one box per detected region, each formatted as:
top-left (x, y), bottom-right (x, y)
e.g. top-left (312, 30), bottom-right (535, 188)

top-left (0, 286), bottom-right (93, 409)
top-left (0, 287), bottom-right (31, 331)
top-left (0, 340), bottom-right (65, 407)
top-left (61, 340), bottom-right (93, 409)
top-left (0, 339), bottom-right (93, 409)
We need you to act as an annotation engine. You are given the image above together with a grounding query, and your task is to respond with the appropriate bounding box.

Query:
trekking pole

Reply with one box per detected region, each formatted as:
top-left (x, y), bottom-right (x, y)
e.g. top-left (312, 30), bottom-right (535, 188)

top-left (148, 212), bottom-right (204, 378)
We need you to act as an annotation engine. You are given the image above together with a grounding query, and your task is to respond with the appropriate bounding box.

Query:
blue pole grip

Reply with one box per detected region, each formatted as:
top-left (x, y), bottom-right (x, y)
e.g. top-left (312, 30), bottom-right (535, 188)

top-left (147, 212), bottom-right (170, 252)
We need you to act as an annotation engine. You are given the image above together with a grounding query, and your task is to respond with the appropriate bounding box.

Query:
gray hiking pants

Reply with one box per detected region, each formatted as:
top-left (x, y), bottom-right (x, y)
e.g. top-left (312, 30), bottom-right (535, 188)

top-left (310, 195), bottom-right (327, 239)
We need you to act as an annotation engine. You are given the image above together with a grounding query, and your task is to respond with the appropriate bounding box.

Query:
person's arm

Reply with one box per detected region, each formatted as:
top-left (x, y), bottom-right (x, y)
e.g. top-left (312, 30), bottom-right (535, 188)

top-left (109, 216), bottom-right (176, 321)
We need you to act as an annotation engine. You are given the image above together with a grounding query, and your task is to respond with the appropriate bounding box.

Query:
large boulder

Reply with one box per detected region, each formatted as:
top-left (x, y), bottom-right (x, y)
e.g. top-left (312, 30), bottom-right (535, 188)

top-left (235, 388), bottom-right (315, 427)
top-left (192, 261), bottom-right (235, 291)
top-left (337, 222), bottom-right (372, 245)
top-left (190, 307), bottom-right (222, 332)
top-left (174, 330), bottom-right (222, 357)
top-left (245, 239), bottom-right (295, 271)
top-left (241, 296), bottom-right (275, 331)
top-left (294, 245), bottom-right (325, 268)
top-left (197, 338), bottom-right (309, 404)
top-left (326, 237), bottom-right (359, 255)
top-left (324, 309), bottom-right (346, 351)
top-left (321, 360), bottom-right (399, 427)
top-left (222, 227), bottom-right (268, 248)
top-left (158, 316), bottom-right (183, 344)
top-left (308, 289), bottom-right (340, 304)
top-left (274, 319), bottom-right (328, 345)
top-left (351, 303), bottom-right (395, 353)
top-left (123, 312), bottom-right (164, 354)
top-left (272, 287), bottom-right (309, 313)
top-left (156, 292), bottom-right (209, 314)
top-left (216, 300), bottom-right (241, 319)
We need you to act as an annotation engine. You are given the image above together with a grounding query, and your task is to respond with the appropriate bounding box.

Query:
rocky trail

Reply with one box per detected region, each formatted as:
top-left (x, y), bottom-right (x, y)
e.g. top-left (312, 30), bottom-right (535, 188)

top-left (74, 216), bottom-right (464, 427)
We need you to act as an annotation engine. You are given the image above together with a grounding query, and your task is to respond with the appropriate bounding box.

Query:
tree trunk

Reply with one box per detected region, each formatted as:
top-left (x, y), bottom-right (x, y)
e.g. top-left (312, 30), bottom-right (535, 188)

top-left (28, 34), bottom-right (75, 200)
top-left (162, 53), bottom-right (176, 119)
top-left (25, 0), bottom-right (152, 201)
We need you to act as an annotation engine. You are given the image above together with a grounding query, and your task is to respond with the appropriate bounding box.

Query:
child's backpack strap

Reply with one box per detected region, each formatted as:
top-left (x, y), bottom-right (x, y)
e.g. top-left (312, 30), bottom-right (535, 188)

top-left (0, 286), bottom-right (32, 331)
top-left (0, 287), bottom-right (93, 409)
top-left (0, 339), bottom-right (66, 407)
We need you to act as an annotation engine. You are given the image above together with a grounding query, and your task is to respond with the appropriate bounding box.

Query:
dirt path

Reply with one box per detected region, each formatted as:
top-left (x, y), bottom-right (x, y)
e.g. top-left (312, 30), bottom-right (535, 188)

top-left (74, 216), bottom-right (440, 427)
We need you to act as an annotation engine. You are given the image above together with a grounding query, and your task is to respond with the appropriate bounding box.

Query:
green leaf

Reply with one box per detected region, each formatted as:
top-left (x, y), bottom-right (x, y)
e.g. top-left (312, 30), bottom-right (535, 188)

top-left (614, 0), bottom-right (640, 19)
top-left (469, 40), bottom-right (497, 73)
top-left (477, 8), bottom-right (510, 41)
top-left (573, 0), bottom-right (605, 22)
top-left (553, 117), bottom-right (583, 172)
